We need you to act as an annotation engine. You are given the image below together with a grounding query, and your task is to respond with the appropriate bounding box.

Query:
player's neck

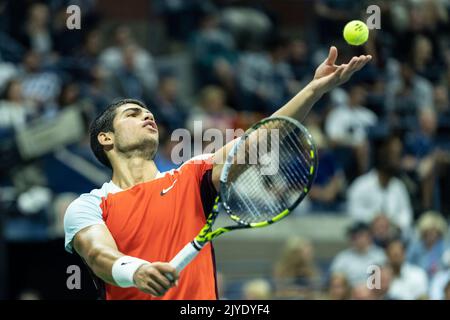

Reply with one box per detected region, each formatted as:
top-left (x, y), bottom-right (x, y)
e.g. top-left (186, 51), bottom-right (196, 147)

top-left (111, 158), bottom-right (159, 190)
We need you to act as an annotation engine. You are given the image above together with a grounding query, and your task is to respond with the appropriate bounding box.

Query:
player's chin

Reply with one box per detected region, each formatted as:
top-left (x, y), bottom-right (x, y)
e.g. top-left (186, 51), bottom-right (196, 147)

top-left (143, 129), bottom-right (159, 140)
top-left (143, 134), bottom-right (159, 148)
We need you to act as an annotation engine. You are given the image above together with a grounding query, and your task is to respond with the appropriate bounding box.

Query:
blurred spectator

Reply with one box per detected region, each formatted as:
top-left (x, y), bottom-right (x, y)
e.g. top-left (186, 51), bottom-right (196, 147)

top-left (307, 114), bottom-right (346, 211)
top-left (429, 249), bottom-right (450, 300)
top-left (385, 238), bottom-right (428, 300)
top-left (363, 19), bottom-right (392, 72)
top-left (330, 222), bottom-right (386, 286)
top-left (385, 61), bottom-right (433, 128)
top-left (57, 81), bottom-right (96, 124)
top-left (237, 35), bottom-right (297, 113)
top-left (407, 211), bottom-right (449, 278)
top-left (150, 72), bottom-right (189, 132)
top-left (241, 279), bottom-right (272, 300)
top-left (72, 29), bottom-right (104, 84)
top-left (107, 45), bottom-right (150, 102)
top-left (434, 85), bottom-right (450, 118)
top-left (0, 60), bottom-right (18, 91)
top-left (100, 25), bottom-right (158, 94)
top-left (187, 85), bottom-right (236, 134)
top-left (370, 214), bottom-right (401, 249)
top-left (410, 34), bottom-right (442, 84)
top-left (81, 65), bottom-right (110, 113)
top-left (348, 134), bottom-right (413, 236)
top-left (18, 50), bottom-right (61, 116)
top-left (153, 0), bottom-right (215, 42)
top-left (273, 237), bottom-right (321, 299)
top-left (403, 108), bottom-right (450, 212)
top-left (191, 12), bottom-right (237, 92)
top-left (0, 79), bottom-right (32, 130)
top-left (52, 3), bottom-right (83, 57)
top-left (18, 3), bottom-right (53, 55)
top-left (350, 282), bottom-right (375, 300)
top-left (326, 85), bottom-right (377, 178)
top-left (371, 265), bottom-right (394, 300)
top-left (288, 39), bottom-right (314, 84)
top-left (314, 0), bottom-right (363, 44)
top-left (220, 6), bottom-right (272, 51)
top-left (325, 272), bottom-right (351, 300)
top-left (58, 82), bottom-right (80, 108)
top-left (408, 0), bottom-right (449, 33)
top-left (445, 280), bottom-right (450, 300)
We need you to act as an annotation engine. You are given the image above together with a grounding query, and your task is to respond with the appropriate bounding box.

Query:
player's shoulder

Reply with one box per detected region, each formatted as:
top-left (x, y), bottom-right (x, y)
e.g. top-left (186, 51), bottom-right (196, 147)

top-left (175, 153), bottom-right (214, 172)
top-left (67, 181), bottom-right (121, 210)
top-left (156, 154), bottom-right (214, 183)
top-left (181, 153), bottom-right (214, 166)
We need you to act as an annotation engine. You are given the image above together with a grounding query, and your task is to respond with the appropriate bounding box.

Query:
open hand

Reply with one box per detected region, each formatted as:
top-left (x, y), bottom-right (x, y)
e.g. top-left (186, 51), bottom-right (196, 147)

top-left (312, 46), bottom-right (372, 93)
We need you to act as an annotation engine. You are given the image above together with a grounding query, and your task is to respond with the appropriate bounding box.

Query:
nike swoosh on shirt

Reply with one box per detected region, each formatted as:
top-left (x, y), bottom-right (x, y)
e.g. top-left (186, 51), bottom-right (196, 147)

top-left (160, 179), bottom-right (177, 196)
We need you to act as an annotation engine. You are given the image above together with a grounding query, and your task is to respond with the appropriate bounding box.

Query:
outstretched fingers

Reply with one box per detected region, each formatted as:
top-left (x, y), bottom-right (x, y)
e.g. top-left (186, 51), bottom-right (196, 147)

top-left (340, 55), bottom-right (371, 81)
top-left (325, 46), bottom-right (338, 66)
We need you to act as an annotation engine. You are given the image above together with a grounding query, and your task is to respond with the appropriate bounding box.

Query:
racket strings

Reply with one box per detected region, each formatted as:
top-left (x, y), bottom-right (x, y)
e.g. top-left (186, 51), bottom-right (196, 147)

top-left (224, 119), bottom-right (316, 224)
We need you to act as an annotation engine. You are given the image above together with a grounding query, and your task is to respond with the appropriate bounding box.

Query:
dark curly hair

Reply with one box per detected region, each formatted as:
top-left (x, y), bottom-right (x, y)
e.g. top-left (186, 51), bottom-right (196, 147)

top-left (89, 98), bottom-right (148, 169)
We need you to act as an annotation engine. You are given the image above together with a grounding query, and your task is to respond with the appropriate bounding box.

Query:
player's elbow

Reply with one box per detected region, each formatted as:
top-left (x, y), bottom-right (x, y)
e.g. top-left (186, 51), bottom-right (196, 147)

top-left (74, 236), bottom-right (102, 269)
top-left (85, 245), bottom-right (103, 268)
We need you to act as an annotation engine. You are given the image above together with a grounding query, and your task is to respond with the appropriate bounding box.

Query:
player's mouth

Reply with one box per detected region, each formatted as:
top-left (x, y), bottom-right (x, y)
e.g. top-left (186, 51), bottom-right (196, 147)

top-left (142, 120), bottom-right (158, 133)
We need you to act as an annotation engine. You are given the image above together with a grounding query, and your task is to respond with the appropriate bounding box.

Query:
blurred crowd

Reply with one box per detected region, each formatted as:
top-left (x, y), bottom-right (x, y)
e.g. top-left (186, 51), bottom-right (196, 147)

top-left (1, 0), bottom-right (450, 299)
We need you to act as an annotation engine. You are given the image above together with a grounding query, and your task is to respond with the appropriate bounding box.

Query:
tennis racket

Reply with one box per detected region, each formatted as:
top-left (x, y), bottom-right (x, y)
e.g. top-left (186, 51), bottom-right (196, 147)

top-left (169, 115), bottom-right (318, 274)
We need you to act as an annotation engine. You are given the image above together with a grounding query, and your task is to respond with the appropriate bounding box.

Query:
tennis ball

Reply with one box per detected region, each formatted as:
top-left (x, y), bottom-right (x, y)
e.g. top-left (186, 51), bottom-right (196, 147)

top-left (343, 20), bottom-right (369, 46)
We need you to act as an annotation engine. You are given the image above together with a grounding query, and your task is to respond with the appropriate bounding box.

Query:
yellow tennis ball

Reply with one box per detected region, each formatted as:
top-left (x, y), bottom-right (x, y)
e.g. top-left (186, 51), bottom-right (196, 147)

top-left (343, 20), bottom-right (369, 46)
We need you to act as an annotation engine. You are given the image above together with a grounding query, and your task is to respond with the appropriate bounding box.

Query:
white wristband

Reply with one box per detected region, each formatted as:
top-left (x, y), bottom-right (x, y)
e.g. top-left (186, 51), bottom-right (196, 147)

top-left (112, 256), bottom-right (150, 288)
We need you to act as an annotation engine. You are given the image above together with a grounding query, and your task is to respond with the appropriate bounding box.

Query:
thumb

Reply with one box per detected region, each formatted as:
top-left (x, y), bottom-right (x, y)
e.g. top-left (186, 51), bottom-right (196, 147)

top-left (325, 46), bottom-right (338, 66)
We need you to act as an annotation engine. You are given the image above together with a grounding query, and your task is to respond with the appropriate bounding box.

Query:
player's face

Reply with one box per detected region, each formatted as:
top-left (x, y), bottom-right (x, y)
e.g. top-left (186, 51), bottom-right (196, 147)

top-left (112, 103), bottom-right (159, 157)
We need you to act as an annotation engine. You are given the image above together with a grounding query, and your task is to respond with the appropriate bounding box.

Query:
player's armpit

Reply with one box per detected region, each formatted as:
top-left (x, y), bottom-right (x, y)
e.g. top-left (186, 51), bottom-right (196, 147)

top-left (73, 224), bottom-right (123, 285)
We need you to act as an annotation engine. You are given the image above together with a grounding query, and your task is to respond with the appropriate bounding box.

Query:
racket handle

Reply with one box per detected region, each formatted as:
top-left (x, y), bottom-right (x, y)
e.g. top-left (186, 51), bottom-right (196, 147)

top-left (166, 241), bottom-right (203, 280)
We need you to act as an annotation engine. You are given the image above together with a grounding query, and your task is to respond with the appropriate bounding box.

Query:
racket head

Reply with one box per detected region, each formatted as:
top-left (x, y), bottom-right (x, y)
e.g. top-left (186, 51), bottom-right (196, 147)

top-left (219, 115), bottom-right (318, 227)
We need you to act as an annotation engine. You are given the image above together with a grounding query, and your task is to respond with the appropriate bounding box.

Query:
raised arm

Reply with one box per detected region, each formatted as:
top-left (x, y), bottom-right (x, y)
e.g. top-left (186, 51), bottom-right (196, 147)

top-left (212, 46), bottom-right (372, 189)
top-left (273, 46), bottom-right (371, 120)
top-left (73, 224), bottom-right (178, 297)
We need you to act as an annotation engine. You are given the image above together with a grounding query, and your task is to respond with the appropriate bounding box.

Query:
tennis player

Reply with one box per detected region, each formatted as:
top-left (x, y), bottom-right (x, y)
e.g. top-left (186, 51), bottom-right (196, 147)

top-left (64, 47), bottom-right (371, 300)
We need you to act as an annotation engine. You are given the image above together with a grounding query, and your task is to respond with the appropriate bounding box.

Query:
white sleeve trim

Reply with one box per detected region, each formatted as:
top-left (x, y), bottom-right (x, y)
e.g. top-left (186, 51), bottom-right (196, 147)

top-left (64, 193), bottom-right (105, 253)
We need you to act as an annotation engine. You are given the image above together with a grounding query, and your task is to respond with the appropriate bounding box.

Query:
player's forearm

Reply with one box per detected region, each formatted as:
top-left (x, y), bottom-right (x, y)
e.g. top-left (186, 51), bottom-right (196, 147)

top-left (272, 82), bottom-right (325, 122)
top-left (84, 244), bottom-right (124, 285)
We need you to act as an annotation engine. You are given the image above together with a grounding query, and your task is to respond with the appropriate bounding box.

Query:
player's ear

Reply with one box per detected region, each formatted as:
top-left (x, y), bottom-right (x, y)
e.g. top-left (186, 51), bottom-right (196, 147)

top-left (98, 131), bottom-right (114, 148)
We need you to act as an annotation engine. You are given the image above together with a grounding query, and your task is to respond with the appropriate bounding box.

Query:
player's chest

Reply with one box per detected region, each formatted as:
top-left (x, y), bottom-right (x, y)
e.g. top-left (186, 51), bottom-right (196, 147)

top-left (101, 177), bottom-right (201, 236)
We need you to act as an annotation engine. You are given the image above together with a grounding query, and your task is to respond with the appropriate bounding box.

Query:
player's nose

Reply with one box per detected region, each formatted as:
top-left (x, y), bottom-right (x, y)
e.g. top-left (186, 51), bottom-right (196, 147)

top-left (143, 112), bottom-right (155, 122)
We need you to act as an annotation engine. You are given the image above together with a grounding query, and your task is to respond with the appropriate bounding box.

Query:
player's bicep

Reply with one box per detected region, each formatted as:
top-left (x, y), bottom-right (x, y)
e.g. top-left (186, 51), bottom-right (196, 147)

top-left (73, 224), bottom-right (118, 261)
top-left (73, 224), bottom-right (123, 284)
